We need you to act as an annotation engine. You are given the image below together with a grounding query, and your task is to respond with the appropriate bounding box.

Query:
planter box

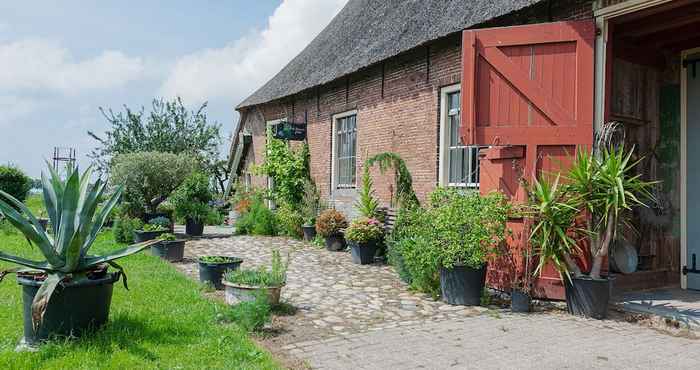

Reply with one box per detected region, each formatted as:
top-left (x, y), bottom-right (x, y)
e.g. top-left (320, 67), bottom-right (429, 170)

top-left (564, 276), bottom-right (611, 319)
top-left (151, 240), bottom-right (185, 262)
top-left (222, 281), bottom-right (283, 306)
top-left (324, 233), bottom-right (346, 251)
top-left (198, 258), bottom-right (243, 290)
top-left (133, 230), bottom-right (166, 243)
top-left (349, 240), bottom-right (378, 265)
top-left (439, 264), bottom-right (487, 306)
top-left (17, 270), bottom-right (119, 345)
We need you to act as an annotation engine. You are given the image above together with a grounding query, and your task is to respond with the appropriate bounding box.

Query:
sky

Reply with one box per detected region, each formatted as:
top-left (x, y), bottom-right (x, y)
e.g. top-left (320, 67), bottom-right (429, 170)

top-left (0, 0), bottom-right (348, 177)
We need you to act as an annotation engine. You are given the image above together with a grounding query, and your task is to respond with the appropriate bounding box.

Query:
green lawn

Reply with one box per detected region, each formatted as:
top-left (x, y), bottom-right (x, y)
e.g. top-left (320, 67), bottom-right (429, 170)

top-left (0, 203), bottom-right (280, 369)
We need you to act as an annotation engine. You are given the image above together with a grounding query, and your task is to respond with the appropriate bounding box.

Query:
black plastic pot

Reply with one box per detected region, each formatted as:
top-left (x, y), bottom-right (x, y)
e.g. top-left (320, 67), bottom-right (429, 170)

top-left (324, 233), bottom-right (346, 251)
top-left (439, 264), bottom-right (487, 306)
top-left (511, 290), bottom-right (531, 313)
top-left (564, 276), bottom-right (611, 319)
top-left (151, 240), bottom-right (185, 262)
top-left (17, 271), bottom-right (118, 345)
top-left (302, 225), bottom-right (316, 241)
top-left (349, 241), bottom-right (378, 265)
top-left (186, 218), bottom-right (204, 237)
top-left (133, 230), bottom-right (166, 243)
top-left (198, 257), bottom-right (243, 289)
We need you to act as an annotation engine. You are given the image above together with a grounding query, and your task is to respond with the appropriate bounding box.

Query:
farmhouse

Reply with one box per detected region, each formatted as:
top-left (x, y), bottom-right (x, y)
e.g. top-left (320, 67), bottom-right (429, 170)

top-left (228, 0), bottom-right (700, 299)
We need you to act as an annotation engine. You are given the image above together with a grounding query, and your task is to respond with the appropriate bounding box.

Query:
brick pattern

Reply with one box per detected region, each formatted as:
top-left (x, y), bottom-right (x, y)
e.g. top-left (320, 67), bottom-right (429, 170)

top-left (236, 1), bottom-right (595, 215)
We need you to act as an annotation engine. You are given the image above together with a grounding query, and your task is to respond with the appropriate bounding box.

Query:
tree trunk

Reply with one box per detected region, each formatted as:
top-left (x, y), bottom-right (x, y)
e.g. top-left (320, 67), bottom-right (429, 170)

top-left (564, 254), bottom-right (583, 277)
top-left (589, 212), bottom-right (616, 279)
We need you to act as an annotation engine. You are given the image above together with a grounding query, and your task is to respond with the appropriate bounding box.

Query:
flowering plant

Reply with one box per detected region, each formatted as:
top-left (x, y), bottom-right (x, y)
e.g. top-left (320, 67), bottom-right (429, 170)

top-left (345, 217), bottom-right (384, 244)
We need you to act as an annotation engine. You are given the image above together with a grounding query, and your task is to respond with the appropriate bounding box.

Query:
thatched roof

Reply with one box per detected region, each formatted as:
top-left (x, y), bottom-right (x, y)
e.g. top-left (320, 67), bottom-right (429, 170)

top-left (237, 0), bottom-right (544, 109)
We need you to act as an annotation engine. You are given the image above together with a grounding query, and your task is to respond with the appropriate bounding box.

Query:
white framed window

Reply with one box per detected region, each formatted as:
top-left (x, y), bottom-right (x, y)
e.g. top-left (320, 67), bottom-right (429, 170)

top-left (331, 110), bottom-right (358, 189)
top-left (439, 85), bottom-right (480, 188)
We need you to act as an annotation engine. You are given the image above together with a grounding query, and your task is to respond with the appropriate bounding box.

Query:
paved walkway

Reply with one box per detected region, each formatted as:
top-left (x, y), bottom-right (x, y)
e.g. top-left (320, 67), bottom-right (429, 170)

top-left (175, 236), bottom-right (700, 369)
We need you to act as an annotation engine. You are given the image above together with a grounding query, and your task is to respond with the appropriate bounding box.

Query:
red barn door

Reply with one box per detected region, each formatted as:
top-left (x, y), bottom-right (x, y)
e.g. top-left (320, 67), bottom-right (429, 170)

top-left (460, 21), bottom-right (595, 299)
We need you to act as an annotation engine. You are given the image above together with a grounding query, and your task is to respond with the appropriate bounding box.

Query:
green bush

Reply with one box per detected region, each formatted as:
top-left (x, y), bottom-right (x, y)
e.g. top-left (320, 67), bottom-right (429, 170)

top-left (235, 197), bottom-right (277, 236)
top-left (0, 165), bottom-right (31, 203)
top-left (227, 293), bottom-right (271, 332)
top-left (276, 202), bottom-right (304, 238)
top-left (205, 208), bottom-right (225, 226)
top-left (113, 216), bottom-right (144, 243)
top-left (170, 172), bottom-right (214, 223)
top-left (110, 152), bottom-right (200, 216)
top-left (386, 205), bottom-right (423, 284)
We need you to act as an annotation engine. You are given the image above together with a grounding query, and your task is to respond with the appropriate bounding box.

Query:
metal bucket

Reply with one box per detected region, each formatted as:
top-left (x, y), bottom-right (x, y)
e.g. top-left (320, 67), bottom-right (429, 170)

top-left (611, 240), bottom-right (638, 274)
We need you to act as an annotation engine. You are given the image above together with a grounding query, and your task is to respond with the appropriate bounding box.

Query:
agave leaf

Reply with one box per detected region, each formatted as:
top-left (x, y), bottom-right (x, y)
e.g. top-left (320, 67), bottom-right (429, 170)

top-left (79, 239), bottom-right (159, 270)
top-left (44, 162), bottom-right (66, 228)
top-left (31, 273), bottom-right (65, 330)
top-left (0, 267), bottom-right (20, 283)
top-left (0, 251), bottom-right (51, 271)
top-left (0, 192), bottom-right (63, 268)
top-left (54, 168), bottom-right (81, 258)
top-left (107, 261), bottom-right (128, 290)
top-left (41, 172), bottom-right (59, 232)
top-left (81, 186), bottom-right (122, 257)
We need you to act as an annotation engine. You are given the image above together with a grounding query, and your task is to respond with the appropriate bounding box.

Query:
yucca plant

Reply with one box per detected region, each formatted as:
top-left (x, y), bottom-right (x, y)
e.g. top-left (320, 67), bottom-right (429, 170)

top-left (0, 164), bottom-right (158, 328)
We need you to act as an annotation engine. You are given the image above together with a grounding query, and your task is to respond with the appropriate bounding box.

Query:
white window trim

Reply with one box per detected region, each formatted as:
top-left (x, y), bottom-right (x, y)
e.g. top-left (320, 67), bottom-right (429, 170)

top-left (331, 110), bottom-right (358, 190)
top-left (438, 85), bottom-right (480, 188)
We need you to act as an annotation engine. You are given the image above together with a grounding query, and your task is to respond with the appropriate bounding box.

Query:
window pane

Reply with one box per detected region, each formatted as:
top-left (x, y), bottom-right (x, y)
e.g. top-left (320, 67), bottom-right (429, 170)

top-left (449, 148), bottom-right (463, 183)
top-left (449, 116), bottom-right (459, 146)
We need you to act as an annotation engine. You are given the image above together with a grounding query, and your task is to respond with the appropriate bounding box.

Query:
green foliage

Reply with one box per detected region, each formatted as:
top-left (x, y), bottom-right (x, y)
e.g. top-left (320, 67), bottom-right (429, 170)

top-left (365, 152), bottom-right (419, 208)
top-left (0, 164), bottom-right (157, 328)
top-left (170, 172), bottom-right (214, 223)
top-left (148, 216), bottom-right (171, 229)
top-left (235, 197), bottom-right (277, 236)
top-left (110, 151), bottom-right (200, 215)
top-left (113, 216), bottom-right (143, 244)
top-left (256, 130), bottom-right (309, 206)
top-left (356, 164), bottom-right (379, 218)
top-left (275, 202), bottom-right (304, 238)
top-left (89, 97), bottom-right (222, 174)
top-left (198, 256), bottom-right (242, 264)
top-left (345, 217), bottom-right (384, 244)
top-left (315, 209), bottom-right (348, 237)
top-left (386, 203), bottom-right (423, 284)
top-left (205, 208), bottom-right (225, 226)
top-left (224, 249), bottom-right (288, 288)
top-left (299, 179), bottom-right (322, 225)
top-left (227, 293), bottom-right (272, 332)
top-left (0, 165), bottom-right (31, 204)
top-left (158, 233), bottom-right (177, 241)
top-left (140, 224), bottom-right (166, 232)
top-left (311, 234), bottom-right (325, 248)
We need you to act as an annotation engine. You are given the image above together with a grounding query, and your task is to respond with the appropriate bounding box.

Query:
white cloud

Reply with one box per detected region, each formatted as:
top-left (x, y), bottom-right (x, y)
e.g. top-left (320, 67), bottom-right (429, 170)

top-left (159, 0), bottom-right (348, 105)
top-left (0, 38), bottom-right (145, 94)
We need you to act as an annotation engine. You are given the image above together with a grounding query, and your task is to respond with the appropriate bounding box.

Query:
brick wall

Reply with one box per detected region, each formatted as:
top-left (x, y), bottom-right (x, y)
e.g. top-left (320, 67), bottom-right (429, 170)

top-left (236, 0), bottom-right (594, 219)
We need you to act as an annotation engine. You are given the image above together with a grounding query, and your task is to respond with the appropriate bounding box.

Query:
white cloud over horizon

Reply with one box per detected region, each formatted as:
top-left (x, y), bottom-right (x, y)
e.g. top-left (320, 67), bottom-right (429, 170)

top-left (159, 0), bottom-right (348, 108)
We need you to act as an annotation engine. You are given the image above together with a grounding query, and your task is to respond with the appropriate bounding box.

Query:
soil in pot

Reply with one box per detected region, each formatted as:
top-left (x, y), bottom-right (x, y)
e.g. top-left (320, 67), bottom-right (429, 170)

top-left (17, 269), bottom-right (119, 345)
top-left (439, 264), bottom-right (487, 306)
top-left (349, 241), bottom-right (378, 265)
top-left (133, 230), bottom-right (166, 243)
top-left (324, 234), bottom-right (346, 251)
top-left (198, 257), bottom-right (243, 290)
top-left (186, 218), bottom-right (204, 237)
top-left (151, 240), bottom-right (185, 262)
top-left (511, 290), bottom-right (531, 313)
top-left (564, 276), bottom-right (611, 319)
top-left (222, 281), bottom-right (283, 306)
top-left (302, 225), bottom-right (316, 241)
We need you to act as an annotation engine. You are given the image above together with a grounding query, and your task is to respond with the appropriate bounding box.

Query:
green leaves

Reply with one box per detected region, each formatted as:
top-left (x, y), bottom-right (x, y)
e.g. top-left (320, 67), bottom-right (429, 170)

top-left (356, 164), bottom-right (379, 218)
top-left (257, 130), bottom-right (309, 206)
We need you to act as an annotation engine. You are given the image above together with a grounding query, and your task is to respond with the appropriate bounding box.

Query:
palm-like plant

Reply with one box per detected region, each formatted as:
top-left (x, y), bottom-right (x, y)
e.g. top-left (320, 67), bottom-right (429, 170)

top-left (0, 164), bottom-right (158, 327)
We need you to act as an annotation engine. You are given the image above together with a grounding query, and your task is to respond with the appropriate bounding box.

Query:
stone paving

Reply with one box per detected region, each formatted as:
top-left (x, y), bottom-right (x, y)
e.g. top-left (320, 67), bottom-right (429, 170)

top-left (175, 235), bottom-right (700, 369)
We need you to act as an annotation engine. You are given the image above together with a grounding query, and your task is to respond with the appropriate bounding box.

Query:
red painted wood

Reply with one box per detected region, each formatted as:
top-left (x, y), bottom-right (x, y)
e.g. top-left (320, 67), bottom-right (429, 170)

top-left (461, 20), bottom-right (596, 300)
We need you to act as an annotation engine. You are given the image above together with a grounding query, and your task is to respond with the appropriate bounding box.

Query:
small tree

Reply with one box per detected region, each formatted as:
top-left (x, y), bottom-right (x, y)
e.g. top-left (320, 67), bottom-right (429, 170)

top-left (0, 165), bottom-right (31, 204)
top-left (356, 164), bottom-right (379, 218)
top-left (110, 152), bottom-right (200, 215)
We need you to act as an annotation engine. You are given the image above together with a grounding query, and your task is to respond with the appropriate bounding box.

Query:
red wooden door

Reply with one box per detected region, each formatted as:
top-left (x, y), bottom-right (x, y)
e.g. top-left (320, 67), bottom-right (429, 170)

top-left (460, 21), bottom-right (595, 299)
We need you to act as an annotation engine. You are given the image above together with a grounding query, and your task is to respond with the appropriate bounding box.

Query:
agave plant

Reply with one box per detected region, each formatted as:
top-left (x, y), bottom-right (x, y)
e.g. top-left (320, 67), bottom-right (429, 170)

top-left (0, 164), bottom-right (158, 327)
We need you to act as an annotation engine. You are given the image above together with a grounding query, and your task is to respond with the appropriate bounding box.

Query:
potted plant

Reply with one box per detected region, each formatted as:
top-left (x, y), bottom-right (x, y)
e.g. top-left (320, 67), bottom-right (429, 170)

top-left (531, 134), bottom-right (654, 319)
top-left (222, 249), bottom-right (288, 305)
top-left (151, 233), bottom-right (185, 262)
top-left (171, 172), bottom-right (213, 237)
top-left (422, 188), bottom-right (509, 306)
top-left (345, 217), bottom-right (384, 264)
top-left (133, 222), bottom-right (168, 243)
top-left (198, 256), bottom-right (243, 289)
top-left (315, 209), bottom-right (348, 251)
top-left (508, 242), bottom-right (534, 313)
top-left (300, 179), bottom-right (322, 241)
top-left (0, 164), bottom-right (158, 345)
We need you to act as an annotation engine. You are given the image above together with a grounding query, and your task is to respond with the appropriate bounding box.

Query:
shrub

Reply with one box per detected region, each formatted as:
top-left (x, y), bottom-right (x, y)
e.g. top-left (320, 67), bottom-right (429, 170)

top-left (110, 152), bottom-right (200, 216)
top-left (148, 216), bottom-right (171, 229)
top-left (276, 202), bottom-right (304, 238)
top-left (159, 233), bottom-right (177, 241)
top-left (224, 249), bottom-right (288, 287)
top-left (170, 172), bottom-right (214, 223)
top-left (356, 164), bottom-right (379, 218)
top-left (235, 197), bottom-right (277, 236)
top-left (315, 209), bottom-right (347, 237)
top-left (227, 293), bottom-right (271, 332)
top-left (140, 223), bottom-right (167, 232)
top-left (0, 165), bottom-right (31, 203)
top-left (205, 208), bottom-right (225, 226)
top-left (235, 198), bottom-right (252, 214)
top-left (345, 217), bottom-right (383, 244)
top-left (256, 131), bottom-right (309, 205)
top-left (113, 216), bottom-right (143, 243)
top-left (299, 179), bottom-right (322, 226)
top-left (386, 205), bottom-right (423, 284)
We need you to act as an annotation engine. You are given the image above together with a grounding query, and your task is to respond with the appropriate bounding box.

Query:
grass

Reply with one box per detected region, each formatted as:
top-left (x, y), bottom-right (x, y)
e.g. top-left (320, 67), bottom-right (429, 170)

top-left (0, 196), bottom-right (280, 369)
